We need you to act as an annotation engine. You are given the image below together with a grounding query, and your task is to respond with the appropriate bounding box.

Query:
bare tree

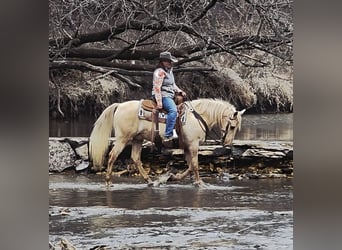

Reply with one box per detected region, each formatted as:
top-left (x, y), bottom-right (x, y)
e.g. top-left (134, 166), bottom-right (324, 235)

top-left (49, 0), bottom-right (293, 87)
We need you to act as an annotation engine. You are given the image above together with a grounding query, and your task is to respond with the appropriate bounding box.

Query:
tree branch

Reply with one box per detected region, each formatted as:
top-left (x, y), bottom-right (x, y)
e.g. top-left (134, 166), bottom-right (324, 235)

top-left (49, 60), bottom-right (142, 88)
top-left (49, 71), bottom-right (65, 118)
top-left (50, 59), bottom-right (216, 75)
top-left (173, 67), bottom-right (217, 73)
top-left (49, 0), bottom-right (293, 72)
top-left (191, 0), bottom-right (218, 23)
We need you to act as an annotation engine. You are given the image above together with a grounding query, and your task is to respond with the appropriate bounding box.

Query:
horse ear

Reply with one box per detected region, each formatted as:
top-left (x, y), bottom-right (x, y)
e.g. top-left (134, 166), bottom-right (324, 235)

top-left (239, 109), bottom-right (246, 115)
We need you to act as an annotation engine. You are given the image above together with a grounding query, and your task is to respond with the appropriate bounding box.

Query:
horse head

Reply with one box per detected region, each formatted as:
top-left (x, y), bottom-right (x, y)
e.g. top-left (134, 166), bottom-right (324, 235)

top-left (221, 109), bottom-right (245, 146)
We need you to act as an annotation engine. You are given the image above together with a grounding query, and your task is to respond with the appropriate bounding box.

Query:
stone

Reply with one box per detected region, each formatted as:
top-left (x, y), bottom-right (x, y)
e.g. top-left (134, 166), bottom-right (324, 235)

top-left (48, 137), bottom-right (293, 176)
top-left (49, 140), bottom-right (76, 172)
top-left (199, 150), bottom-right (213, 156)
top-left (75, 160), bottom-right (89, 171)
top-left (241, 149), bottom-right (286, 158)
top-left (75, 143), bottom-right (89, 160)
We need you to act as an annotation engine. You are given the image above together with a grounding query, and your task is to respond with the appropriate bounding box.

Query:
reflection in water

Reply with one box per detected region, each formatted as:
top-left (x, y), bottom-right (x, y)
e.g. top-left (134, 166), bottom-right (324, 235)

top-left (49, 115), bottom-right (96, 137)
top-left (49, 113), bottom-right (293, 141)
top-left (236, 113), bottom-right (293, 141)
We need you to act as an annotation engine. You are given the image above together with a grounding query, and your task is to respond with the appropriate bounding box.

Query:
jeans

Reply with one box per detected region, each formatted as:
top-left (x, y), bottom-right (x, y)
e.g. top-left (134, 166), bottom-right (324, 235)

top-left (162, 97), bottom-right (177, 137)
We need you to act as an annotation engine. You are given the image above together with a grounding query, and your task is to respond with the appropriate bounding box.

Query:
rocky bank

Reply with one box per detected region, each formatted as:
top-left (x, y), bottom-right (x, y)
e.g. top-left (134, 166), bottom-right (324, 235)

top-left (49, 137), bottom-right (293, 179)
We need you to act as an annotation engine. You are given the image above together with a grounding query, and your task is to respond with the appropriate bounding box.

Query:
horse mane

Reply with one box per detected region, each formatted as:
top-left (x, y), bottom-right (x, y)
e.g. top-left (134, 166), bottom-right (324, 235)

top-left (188, 98), bottom-right (237, 128)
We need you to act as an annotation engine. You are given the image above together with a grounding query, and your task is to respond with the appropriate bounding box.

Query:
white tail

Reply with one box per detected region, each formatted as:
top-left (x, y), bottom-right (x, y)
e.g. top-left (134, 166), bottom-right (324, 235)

top-left (89, 103), bottom-right (120, 171)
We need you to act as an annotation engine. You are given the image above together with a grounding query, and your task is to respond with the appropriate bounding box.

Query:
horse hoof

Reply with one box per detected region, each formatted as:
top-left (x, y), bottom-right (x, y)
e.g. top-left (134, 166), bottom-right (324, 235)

top-left (151, 180), bottom-right (162, 187)
top-left (105, 179), bottom-right (113, 187)
top-left (193, 180), bottom-right (205, 187)
top-left (145, 178), bottom-right (154, 187)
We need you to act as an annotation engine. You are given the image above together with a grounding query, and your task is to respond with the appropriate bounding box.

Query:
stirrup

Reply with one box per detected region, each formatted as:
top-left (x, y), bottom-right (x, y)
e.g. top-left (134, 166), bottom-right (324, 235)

top-left (172, 129), bottom-right (178, 139)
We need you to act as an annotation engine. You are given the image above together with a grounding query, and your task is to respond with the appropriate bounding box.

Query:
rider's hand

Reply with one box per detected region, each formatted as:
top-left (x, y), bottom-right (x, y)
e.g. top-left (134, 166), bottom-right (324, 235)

top-left (180, 91), bottom-right (186, 97)
top-left (157, 103), bottom-right (163, 109)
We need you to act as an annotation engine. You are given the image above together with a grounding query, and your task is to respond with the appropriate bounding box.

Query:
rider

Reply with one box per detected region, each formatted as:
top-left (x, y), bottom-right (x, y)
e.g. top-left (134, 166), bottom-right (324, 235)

top-left (152, 51), bottom-right (186, 142)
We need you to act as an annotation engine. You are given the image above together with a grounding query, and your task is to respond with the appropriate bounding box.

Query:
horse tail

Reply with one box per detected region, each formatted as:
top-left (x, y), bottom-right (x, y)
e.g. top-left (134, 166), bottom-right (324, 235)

top-left (89, 103), bottom-right (120, 171)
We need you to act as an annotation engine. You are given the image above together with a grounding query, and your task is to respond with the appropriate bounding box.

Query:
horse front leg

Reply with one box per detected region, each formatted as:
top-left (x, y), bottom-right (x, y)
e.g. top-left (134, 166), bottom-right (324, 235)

top-left (106, 140), bottom-right (126, 186)
top-left (131, 139), bottom-right (153, 185)
top-left (188, 150), bottom-right (203, 185)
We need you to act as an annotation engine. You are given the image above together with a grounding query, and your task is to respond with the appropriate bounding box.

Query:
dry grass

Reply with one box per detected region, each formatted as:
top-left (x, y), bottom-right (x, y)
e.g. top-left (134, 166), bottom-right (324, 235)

top-left (249, 72), bottom-right (293, 112)
top-left (209, 53), bottom-right (293, 113)
top-left (49, 57), bottom-right (293, 119)
top-left (49, 70), bottom-right (129, 119)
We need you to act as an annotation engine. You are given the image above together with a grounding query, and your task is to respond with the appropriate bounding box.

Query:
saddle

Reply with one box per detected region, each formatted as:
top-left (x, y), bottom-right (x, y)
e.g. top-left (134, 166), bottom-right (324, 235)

top-left (141, 99), bottom-right (167, 114)
top-left (140, 94), bottom-right (185, 113)
top-left (138, 94), bottom-right (187, 149)
top-left (138, 94), bottom-right (187, 124)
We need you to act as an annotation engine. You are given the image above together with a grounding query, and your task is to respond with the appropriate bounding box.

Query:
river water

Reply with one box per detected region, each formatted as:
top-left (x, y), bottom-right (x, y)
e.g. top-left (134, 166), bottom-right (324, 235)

top-left (49, 175), bottom-right (292, 249)
top-left (49, 113), bottom-right (293, 249)
top-left (49, 113), bottom-right (293, 141)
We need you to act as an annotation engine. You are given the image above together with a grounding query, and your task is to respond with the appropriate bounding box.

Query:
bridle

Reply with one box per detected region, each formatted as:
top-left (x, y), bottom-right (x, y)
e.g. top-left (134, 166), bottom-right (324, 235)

top-left (221, 113), bottom-right (239, 145)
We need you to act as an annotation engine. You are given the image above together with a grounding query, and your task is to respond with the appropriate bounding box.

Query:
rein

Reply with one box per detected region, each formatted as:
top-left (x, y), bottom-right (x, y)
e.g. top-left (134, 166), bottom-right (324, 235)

top-left (192, 109), bottom-right (210, 141)
top-left (221, 119), bottom-right (231, 144)
top-left (184, 102), bottom-right (209, 141)
top-left (185, 101), bottom-right (230, 145)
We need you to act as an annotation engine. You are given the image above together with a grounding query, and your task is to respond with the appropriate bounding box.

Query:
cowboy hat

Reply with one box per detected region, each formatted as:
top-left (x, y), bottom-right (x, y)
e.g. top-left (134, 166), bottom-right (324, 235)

top-left (159, 51), bottom-right (178, 62)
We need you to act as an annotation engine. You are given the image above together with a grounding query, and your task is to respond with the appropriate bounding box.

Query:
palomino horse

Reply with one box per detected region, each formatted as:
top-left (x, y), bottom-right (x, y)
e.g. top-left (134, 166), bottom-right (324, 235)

top-left (89, 98), bottom-right (245, 186)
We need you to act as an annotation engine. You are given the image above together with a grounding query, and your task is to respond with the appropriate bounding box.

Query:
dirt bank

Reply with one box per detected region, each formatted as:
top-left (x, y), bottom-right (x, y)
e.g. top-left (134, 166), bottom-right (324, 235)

top-left (49, 61), bottom-right (293, 120)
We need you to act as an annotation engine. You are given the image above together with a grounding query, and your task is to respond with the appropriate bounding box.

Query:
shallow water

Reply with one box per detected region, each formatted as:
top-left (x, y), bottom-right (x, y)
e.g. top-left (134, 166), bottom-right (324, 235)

top-left (49, 174), bottom-right (293, 249)
top-left (237, 113), bottom-right (293, 141)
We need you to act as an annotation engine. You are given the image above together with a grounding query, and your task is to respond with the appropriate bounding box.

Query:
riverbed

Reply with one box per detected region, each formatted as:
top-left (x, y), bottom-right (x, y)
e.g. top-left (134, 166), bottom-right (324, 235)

top-left (49, 174), bottom-right (293, 249)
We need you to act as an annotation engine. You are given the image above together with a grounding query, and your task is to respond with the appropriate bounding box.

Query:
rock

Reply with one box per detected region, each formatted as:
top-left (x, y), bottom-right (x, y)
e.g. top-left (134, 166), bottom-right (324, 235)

top-left (75, 160), bottom-right (89, 171)
top-left (48, 137), bottom-right (293, 177)
top-left (49, 140), bottom-right (76, 172)
top-left (213, 146), bottom-right (231, 156)
top-left (75, 143), bottom-right (89, 160)
top-left (241, 149), bottom-right (286, 158)
top-left (170, 149), bottom-right (184, 156)
top-left (199, 150), bottom-right (213, 156)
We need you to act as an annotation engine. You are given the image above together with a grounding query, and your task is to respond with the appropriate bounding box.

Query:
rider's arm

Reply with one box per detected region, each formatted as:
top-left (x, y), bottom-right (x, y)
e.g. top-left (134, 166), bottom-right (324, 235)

top-left (173, 83), bottom-right (186, 96)
top-left (173, 83), bottom-right (182, 93)
top-left (153, 69), bottom-right (165, 109)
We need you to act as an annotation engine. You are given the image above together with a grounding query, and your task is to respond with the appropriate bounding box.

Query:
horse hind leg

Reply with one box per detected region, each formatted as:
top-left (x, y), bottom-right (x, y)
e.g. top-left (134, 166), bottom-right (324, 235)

top-left (106, 139), bottom-right (127, 186)
top-left (131, 139), bottom-right (153, 185)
